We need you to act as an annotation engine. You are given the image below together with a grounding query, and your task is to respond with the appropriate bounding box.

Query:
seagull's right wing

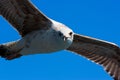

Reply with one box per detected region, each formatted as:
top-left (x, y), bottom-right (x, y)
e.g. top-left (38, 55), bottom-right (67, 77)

top-left (0, 0), bottom-right (52, 37)
top-left (67, 34), bottom-right (120, 80)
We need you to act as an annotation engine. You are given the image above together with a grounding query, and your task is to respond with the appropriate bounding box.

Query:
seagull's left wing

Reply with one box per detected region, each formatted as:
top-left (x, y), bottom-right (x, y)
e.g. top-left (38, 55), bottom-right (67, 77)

top-left (66, 34), bottom-right (120, 80)
top-left (0, 0), bottom-right (52, 37)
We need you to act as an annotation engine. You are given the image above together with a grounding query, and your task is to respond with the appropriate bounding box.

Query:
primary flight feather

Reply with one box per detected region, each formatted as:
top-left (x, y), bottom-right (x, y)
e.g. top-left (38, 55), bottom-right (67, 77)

top-left (0, 0), bottom-right (120, 80)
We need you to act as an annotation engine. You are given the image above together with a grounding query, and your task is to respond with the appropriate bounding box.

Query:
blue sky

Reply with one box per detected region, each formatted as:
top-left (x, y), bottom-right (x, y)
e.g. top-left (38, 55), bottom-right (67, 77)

top-left (0, 0), bottom-right (120, 80)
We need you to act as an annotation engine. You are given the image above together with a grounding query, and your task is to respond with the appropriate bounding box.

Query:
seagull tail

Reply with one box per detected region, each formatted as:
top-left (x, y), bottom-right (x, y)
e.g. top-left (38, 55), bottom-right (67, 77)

top-left (0, 45), bottom-right (9, 58)
top-left (0, 41), bottom-right (22, 60)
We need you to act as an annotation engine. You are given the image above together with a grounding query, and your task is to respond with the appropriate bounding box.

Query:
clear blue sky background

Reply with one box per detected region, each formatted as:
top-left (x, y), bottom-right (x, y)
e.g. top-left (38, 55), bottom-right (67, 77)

top-left (0, 0), bottom-right (120, 80)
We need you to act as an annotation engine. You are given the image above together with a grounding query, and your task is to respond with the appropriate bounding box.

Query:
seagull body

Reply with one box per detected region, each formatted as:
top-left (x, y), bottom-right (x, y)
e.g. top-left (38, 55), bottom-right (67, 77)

top-left (0, 0), bottom-right (120, 80)
top-left (14, 20), bottom-right (73, 55)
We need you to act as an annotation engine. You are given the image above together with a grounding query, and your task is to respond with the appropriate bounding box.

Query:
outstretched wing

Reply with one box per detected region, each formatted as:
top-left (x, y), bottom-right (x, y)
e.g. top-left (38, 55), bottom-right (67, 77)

top-left (0, 0), bottom-right (52, 37)
top-left (66, 34), bottom-right (120, 80)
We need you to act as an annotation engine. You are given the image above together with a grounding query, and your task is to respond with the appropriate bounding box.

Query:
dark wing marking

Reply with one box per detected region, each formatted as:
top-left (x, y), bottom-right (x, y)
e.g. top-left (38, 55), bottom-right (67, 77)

top-left (0, 0), bottom-right (52, 37)
top-left (66, 34), bottom-right (120, 80)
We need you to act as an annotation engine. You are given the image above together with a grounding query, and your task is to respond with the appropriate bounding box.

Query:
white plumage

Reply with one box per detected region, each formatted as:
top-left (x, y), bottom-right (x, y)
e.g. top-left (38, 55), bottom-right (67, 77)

top-left (19, 20), bottom-right (73, 55)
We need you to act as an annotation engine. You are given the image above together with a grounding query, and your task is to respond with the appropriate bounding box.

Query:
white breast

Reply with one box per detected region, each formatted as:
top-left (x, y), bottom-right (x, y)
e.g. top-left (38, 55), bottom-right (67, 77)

top-left (18, 29), bottom-right (72, 55)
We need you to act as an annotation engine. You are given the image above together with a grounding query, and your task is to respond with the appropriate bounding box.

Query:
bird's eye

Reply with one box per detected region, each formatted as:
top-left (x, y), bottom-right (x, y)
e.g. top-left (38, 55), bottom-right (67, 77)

top-left (69, 32), bottom-right (73, 36)
top-left (58, 32), bottom-right (63, 36)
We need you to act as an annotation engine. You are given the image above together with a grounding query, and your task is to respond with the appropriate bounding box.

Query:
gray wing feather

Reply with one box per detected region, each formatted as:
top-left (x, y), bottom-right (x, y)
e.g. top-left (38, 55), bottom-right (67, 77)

top-left (67, 34), bottom-right (120, 80)
top-left (0, 0), bottom-right (52, 37)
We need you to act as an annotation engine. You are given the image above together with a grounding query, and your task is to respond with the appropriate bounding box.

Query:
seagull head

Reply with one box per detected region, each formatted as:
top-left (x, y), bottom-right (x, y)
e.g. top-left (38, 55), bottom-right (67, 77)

top-left (51, 19), bottom-right (74, 48)
top-left (57, 26), bottom-right (73, 41)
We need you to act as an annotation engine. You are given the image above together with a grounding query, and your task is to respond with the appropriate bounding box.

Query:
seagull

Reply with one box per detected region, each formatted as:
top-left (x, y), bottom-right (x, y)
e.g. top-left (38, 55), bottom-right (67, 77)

top-left (0, 0), bottom-right (120, 80)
